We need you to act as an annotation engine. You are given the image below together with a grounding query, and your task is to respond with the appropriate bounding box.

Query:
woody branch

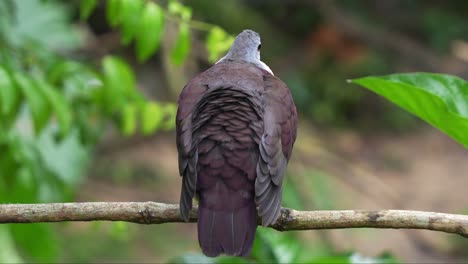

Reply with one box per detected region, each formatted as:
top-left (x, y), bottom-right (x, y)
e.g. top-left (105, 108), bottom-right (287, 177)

top-left (0, 202), bottom-right (467, 238)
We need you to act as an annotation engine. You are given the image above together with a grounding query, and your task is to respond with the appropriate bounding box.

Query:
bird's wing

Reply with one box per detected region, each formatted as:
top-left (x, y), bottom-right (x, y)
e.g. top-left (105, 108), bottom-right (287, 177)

top-left (255, 74), bottom-right (298, 226)
top-left (176, 77), bottom-right (207, 221)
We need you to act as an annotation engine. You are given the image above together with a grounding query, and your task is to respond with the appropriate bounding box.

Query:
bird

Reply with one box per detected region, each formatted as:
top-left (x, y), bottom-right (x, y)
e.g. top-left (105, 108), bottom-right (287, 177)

top-left (176, 29), bottom-right (297, 257)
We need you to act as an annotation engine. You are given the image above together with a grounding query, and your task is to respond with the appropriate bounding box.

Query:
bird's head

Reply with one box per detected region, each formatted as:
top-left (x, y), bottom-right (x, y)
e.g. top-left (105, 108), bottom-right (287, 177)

top-left (223, 29), bottom-right (261, 62)
top-left (218, 29), bottom-right (273, 75)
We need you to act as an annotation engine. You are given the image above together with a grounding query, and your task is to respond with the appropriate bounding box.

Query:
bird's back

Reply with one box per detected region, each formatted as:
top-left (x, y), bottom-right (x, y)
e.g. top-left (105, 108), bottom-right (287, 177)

top-left (176, 60), bottom-right (297, 257)
top-left (189, 62), bottom-right (265, 256)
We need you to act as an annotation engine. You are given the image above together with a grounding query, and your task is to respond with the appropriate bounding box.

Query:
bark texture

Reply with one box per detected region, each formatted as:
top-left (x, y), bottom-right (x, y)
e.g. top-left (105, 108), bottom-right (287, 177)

top-left (0, 202), bottom-right (466, 238)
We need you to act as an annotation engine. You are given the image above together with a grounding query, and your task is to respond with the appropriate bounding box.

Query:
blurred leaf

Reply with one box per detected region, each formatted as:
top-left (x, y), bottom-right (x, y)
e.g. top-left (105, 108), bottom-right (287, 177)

top-left (351, 73), bottom-right (468, 148)
top-left (0, 1), bottom-right (14, 31)
top-left (10, 224), bottom-right (58, 262)
top-left (0, 67), bottom-right (19, 115)
top-left (7, 0), bottom-right (81, 50)
top-left (168, 253), bottom-right (214, 264)
top-left (34, 79), bottom-right (73, 137)
top-left (106, 0), bottom-right (123, 27)
top-left (251, 228), bottom-right (326, 264)
top-left (304, 252), bottom-right (400, 264)
top-left (161, 103), bottom-right (177, 130)
top-left (7, 134), bottom-right (56, 203)
top-left (121, 103), bottom-right (137, 136)
top-left (167, 0), bottom-right (192, 65)
top-left (0, 226), bottom-right (22, 263)
top-left (0, 148), bottom-right (14, 203)
top-left (135, 2), bottom-right (165, 62)
top-left (110, 221), bottom-right (130, 241)
top-left (171, 22), bottom-right (191, 65)
top-left (371, 252), bottom-right (400, 264)
top-left (260, 228), bottom-right (300, 263)
top-left (102, 56), bottom-right (135, 113)
top-left (120, 0), bottom-right (144, 45)
top-left (168, 0), bottom-right (183, 15)
top-left (310, 254), bottom-right (351, 264)
top-left (206, 27), bottom-right (234, 63)
top-left (36, 127), bottom-right (89, 187)
top-left (15, 167), bottom-right (36, 195)
top-left (422, 9), bottom-right (466, 52)
top-left (141, 101), bottom-right (164, 135)
top-left (168, 0), bottom-right (192, 20)
top-left (13, 73), bottom-right (51, 134)
top-left (215, 256), bottom-right (250, 264)
top-left (293, 241), bottom-right (334, 263)
top-left (251, 228), bottom-right (278, 263)
top-left (9, 166), bottom-right (37, 203)
top-left (306, 170), bottom-right (334, 210)
top-left (46, 61), bottom-right (102, 102)
top-left (47, 61), bottom-right (83, 85)
top-left (80, 0), bottom-right (98, 20)
top-left (282, 177), bottom-right (304, 210)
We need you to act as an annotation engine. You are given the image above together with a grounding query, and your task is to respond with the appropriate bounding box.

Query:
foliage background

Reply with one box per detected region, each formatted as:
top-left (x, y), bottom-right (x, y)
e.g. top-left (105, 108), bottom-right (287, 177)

top-left (0, 0), bottom-right (468, 263)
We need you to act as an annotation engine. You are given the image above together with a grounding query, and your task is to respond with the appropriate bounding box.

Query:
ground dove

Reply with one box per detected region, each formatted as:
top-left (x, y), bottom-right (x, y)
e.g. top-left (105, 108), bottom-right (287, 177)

top-left (176, 29), bottom-right (298, 257)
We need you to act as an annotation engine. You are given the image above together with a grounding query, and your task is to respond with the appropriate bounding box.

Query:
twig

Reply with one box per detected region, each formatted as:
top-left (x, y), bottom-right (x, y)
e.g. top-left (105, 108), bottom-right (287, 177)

top-left (0, 202), bottom-right (466, 238)
top-left (163, 11), bottom-right (214, 32)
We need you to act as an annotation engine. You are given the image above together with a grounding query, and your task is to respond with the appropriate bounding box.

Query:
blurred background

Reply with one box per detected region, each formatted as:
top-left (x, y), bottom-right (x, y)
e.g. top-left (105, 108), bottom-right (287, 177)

top-left (0, 0), bottom-right (468, 263)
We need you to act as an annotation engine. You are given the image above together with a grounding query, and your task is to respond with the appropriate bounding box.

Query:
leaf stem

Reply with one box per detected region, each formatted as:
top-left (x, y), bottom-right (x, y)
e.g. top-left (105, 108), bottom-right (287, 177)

top-left (163, 11), bottom-right (215, 32)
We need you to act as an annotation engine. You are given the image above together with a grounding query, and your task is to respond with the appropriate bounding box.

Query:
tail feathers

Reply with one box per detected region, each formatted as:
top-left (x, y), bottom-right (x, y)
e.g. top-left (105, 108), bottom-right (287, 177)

top-left (198, 203), bottom-right (257, 257)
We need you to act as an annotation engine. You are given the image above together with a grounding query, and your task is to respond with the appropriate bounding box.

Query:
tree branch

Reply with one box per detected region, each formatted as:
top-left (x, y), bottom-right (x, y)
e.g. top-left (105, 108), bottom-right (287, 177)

top-left (0, 202), bottom-right (467, 238)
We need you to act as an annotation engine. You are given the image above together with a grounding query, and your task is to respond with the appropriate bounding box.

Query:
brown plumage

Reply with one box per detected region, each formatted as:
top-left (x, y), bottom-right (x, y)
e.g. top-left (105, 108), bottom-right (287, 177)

top-left (176, 30), bottom-right (297, 257)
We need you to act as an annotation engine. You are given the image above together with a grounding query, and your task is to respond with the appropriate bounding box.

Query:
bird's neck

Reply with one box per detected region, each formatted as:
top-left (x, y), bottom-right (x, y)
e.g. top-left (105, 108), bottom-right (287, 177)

top-left (216, 54), bottom-right (274, 75)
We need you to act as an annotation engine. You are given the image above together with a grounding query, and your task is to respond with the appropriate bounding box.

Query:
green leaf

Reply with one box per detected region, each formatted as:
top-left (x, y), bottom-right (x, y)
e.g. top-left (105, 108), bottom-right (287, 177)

top-left (310, 254), bottom-right (351, 264)
top-left (8, 0), bottom-right (81, 50)
top-left (305, 252), bottom-right (399, 264)
top-left (109, 221), bottom-right (130, 241)
top-left (168, 0), bottom-right (192, 20)
top-left (168, 0), bottom-right (184, 15)
top-left (141, 102), bottom-right (163, 135)
top-left (251, 228), bottom-right (278, 263)
top-left (36, 127), bottom-right (89, 188)
top-left (106, 0), bottom-right (123, 27)
top-left (0, 226), bottom-right (22, 263)
top-left (120, 0), bottom-right (144, 45)
top-left (34, 79), bottom-right (73, 137)
top-left (171, 22), bottom-right (191, 65)
top-left (351, 73), bottom-right (468, 148)
top-left (306, 170), bottom-right (334, 210)
top-left (372, 252), bottom-right (400, 264)
top-left (8, 166), bottom-right (37, 203)
top-left (282, 177), bottom-right (304, 210)
top-left (80, 0), bottom-right (98, 20)
top-left (135, 2), bottom-right (165, 62)
top-left (168, 253), bottom-right (214, 264)
top-left (13, 73), bottom-right (51, 134)
top-left (260, 228), bottom-right (301, 263)
top-left (0, 67), bottom-right (20, 115)
top-left (47, 61), bottom-right (83, 85)
top-left (10, 224), bottom-right (58, 262)
top-left (206, 27), bottom-right (234, 63)
top-left (46, 61), bottom-right (102, 102)
top-left (215, 256), bottom-right (250, 264)
top-left (101, 56), bottom-right (136, 113)
top-left (121, 103), bottom-right (137, 136)
top-left (161, 103), bottom-right (177, 130)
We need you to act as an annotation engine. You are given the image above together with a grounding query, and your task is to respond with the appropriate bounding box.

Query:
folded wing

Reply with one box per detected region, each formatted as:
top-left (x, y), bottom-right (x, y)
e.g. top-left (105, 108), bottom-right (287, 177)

top-left (255, 75), bottom-right (298, 226)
